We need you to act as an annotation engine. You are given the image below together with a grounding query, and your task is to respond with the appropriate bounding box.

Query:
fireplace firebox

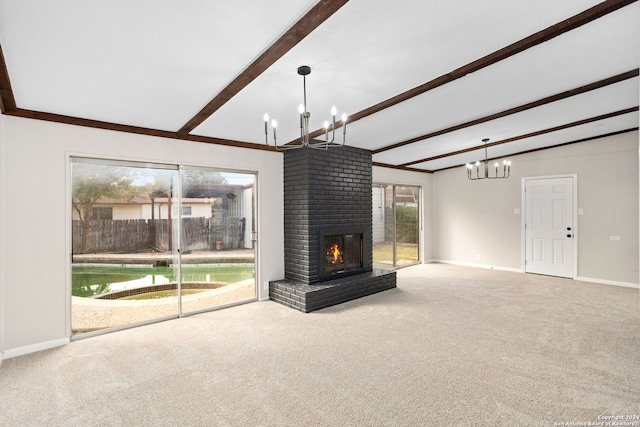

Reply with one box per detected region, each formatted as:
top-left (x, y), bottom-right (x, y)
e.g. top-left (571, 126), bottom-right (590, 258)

top-left (321, 231), bottom-right (364, 280)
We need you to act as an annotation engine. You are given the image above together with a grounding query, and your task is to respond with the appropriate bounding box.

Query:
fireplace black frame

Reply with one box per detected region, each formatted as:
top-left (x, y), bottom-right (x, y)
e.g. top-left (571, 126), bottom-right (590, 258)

top-left (318, 228), bottom-right (367, 282)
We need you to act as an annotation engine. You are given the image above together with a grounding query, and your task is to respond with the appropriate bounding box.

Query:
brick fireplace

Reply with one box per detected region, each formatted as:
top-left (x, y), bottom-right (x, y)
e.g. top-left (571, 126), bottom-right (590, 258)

top-left (269, 145), bottom-right (396, 312)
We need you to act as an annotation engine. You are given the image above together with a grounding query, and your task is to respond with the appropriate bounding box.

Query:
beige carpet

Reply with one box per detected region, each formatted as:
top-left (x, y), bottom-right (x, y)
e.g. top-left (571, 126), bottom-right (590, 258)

top-left (1, 264), bottom-right (638, 426)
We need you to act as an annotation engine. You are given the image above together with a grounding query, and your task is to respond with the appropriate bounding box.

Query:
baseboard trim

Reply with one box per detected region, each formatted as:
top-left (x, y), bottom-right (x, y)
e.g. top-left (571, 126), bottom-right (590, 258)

top-left (427, 260), bottom-right (639, 289)
top-left (2, 337), bottom-right (70, 360)
top-left (575, 276), bottom-right (639, 289)
top-left (429, 259), bottom-right (522, 273)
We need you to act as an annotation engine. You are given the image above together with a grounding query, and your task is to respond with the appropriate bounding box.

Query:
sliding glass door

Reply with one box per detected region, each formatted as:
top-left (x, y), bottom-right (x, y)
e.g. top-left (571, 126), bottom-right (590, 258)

top-left (71, 158), bottom-right (256, 335)
top-left (179, 168), bottom-right (256, 315)
top-left (372, 184), bottom-right (420, 268)
top-left (71, 159), bottom-right (180, 333)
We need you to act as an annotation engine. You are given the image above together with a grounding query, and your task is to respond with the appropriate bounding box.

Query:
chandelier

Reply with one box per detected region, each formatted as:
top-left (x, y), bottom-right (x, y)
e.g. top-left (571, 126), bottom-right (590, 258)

top-left (263, 65), bottom-right (347, 150)
top-left (466, 138), bottom-right (511, 180)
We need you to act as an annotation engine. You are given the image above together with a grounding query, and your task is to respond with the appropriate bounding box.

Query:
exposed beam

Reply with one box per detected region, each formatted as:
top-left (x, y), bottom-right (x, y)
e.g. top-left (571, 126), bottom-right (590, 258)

top-left (432, 128), bottom-right (639, 172)
top-left (402, 106), bottom-right (639, 168)
top-left (303, 0), bottom-right (637, 144)
top-left (5, 108), bottom-right (278, 152)
top-left (372, 162), bottom-right (432, 174)
top-left (377, 69), bottom-right (639, 156)
top-left (0, 44), bottom-right (17, 113)
top-left (177, 0), bottom-right (350, 137)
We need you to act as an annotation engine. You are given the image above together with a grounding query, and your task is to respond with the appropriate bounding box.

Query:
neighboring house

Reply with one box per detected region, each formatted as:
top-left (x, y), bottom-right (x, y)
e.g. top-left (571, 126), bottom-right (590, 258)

top-left (394, 187), bottom-right (416, 207)
top-left (72, 185), bottom-right (252, 222)
top-left (72, 196), bottom-right (217, 221)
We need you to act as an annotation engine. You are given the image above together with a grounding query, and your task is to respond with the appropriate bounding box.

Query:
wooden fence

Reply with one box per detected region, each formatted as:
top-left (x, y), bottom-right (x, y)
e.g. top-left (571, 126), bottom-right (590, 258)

top-left (73, 217), bottom-right (247, 254)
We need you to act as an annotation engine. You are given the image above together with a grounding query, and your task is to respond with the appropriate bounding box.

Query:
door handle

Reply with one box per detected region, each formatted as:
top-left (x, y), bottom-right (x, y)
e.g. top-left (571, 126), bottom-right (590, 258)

top-left (567, 227), bottom-right (572, 231)
top-left (566, 234), bottom-right (573, 238)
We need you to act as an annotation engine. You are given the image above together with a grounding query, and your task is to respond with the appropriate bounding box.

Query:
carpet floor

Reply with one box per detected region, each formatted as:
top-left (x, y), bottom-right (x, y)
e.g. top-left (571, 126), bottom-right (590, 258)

top-left (1, 263), bottom-right (638, 426)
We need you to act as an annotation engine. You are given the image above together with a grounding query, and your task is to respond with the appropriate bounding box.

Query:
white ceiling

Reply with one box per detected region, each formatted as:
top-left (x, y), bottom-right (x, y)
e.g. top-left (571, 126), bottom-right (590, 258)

top-left (0, 0), bottom-right (638, 172)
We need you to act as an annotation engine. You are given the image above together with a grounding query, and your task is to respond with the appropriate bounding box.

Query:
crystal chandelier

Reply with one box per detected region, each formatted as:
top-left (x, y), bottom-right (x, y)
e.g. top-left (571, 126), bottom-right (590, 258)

top-left (466, 138), bottom-right (511, 180)
top-left (263, 65), bottom-right (347, 150)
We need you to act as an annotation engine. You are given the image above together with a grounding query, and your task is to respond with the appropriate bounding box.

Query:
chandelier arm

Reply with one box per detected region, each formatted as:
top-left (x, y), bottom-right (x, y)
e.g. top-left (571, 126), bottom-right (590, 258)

top-left (264, 124), bottom-right (279, 150)
top-left (277, 143), bottom-right (304, 151)
top-left (269, 139), bottom-right (285, 151)
top-left (308, 142), bottom-right (329, 151)
top-left (308, 137), bottom-right (346, 149)
top-left (265, 128), bottom-right (306, 151)
top-left (341, 122), bottom-right (347, 146)
top-left (328, 116), bottom-right (336, 144)
top-left (308, 139), bottom-right (331, 148)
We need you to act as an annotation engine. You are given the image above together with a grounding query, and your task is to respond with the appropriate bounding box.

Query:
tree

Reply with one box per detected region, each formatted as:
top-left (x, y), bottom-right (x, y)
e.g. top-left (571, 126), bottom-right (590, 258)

top-left (72, 163), bottom-right (136, 252)
top-left (182, 170), bottom-right (227, 186)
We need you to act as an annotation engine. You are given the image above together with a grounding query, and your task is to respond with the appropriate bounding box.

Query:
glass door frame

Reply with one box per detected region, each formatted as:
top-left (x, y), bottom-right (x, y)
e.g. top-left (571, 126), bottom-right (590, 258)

top-left (68, 155), bottom-right (258, 340)
top-left (372, 182), bottom-right (422, 269)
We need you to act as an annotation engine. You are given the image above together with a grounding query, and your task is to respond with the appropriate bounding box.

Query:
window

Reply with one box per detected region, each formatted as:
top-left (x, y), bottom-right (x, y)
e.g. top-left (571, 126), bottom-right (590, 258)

top-left (92, 207), bottom-right (113, 220)
top-left (172, 206), bottom-right (192, 216)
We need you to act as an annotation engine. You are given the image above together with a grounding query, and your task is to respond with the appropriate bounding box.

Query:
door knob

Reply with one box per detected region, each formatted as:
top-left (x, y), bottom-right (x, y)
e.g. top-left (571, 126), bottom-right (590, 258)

top-left (566, 234), bottom-right (573, 238)
top-left (567, 227), bottom-right (572, 231)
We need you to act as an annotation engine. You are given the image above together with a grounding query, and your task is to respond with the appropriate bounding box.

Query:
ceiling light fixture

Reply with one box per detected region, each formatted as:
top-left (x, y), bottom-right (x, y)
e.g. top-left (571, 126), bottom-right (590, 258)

top-left (466, 138), bottom-right (511, 180)
top-left (263, 65), bottom-right (347, 151)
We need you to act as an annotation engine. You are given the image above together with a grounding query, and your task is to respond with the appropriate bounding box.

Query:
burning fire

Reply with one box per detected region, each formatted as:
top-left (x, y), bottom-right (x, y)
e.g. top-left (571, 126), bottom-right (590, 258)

top-left (327, 243), bottom-right (344, 265)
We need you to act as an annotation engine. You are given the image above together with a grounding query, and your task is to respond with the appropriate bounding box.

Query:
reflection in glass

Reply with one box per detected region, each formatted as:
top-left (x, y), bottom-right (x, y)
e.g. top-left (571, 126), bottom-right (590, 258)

top-left (372, 184), bottom-right (420, 268)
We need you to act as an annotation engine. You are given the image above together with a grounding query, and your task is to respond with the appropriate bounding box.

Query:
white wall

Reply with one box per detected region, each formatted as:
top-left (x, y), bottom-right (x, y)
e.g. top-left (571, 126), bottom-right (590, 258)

top-left (0, 114), bottom-right (284, 356)
top-left (433, 131), bottom-right (639, 286)
top-left (373, 166), bottom-right (433, 262)
top-left (0, 113), bottom-right (6, 364)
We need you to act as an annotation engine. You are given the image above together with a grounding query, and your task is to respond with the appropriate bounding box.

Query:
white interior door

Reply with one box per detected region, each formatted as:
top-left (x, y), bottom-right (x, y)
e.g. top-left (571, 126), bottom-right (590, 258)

top-left (524, 177), bottom-right (575, 278)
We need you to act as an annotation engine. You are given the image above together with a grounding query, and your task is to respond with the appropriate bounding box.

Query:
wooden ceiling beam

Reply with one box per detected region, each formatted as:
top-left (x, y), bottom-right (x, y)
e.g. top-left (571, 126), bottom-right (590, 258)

top-left (5, 108), bottom-right (278, 152)
top-left (372, 162), bottom-right (432, 173)
top-left (0, 44), bottom-right (17, 113)
top-left (376, 69), bottom-right (638, 156)
top-left (177, 0), bottom-right (350, 137)
top-left (401, 106), bottom-right (639, 167)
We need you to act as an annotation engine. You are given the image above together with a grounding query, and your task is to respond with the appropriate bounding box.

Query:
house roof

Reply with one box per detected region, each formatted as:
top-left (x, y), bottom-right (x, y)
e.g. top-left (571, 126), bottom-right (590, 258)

top-left (93, 197), bottom-right (214, 205)
top-left (0, 0), bottom-right (638, 173)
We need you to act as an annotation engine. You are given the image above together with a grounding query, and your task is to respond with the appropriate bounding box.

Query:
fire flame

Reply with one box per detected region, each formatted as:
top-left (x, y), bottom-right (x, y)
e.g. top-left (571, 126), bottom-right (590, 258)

top-left (327, 243), bottom-right (344, 265)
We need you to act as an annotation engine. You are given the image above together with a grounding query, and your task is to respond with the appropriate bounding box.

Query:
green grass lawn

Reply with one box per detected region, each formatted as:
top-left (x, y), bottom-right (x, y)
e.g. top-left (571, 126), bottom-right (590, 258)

top-left (72, 264), bottom-right (254, 297)
top-left (373, 242), bottom-right (419, 265)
